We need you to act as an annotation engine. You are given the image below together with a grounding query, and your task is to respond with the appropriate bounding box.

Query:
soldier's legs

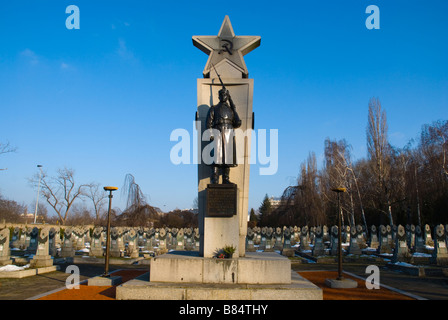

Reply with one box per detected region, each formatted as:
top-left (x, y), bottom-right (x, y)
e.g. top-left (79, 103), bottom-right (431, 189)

top-left (211, 166), bottom-right (219, 184)
top-left (223, 166), bottom-right (231, 184)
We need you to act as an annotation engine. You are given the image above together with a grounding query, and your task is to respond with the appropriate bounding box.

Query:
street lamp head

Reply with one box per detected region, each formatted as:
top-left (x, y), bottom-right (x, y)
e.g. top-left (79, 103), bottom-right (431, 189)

top-left (104, 186), bottom-right (118, 191)
top-left (331, 187), bottom-right (346, 193)
top-left (37, 165), bottom-right (43, 168)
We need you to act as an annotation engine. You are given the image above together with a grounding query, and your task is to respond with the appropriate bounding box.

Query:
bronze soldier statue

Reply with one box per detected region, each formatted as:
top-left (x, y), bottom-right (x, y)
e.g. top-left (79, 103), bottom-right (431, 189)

top-left (206, 88), bottom-right (241, 184)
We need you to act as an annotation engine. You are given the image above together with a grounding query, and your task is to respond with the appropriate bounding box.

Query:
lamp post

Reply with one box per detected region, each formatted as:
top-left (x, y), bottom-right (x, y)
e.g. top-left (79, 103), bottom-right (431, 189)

top-left (103, 186), bottom-right (118, 277)
top-left (325, 187), bottom-right (357, 288)
top-left (332, 187), bottom-right (346, 281)
top-left (33, 165), bottom-right (43, 224)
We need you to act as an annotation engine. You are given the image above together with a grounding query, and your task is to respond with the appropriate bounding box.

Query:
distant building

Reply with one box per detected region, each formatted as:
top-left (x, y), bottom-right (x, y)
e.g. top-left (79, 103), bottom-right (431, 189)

top-left (269, 197), bottom-right (284, 209)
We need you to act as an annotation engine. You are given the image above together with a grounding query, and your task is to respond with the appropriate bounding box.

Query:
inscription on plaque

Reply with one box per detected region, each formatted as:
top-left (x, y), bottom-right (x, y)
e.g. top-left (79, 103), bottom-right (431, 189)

top-left (206, 184), bottom-right (237, 217)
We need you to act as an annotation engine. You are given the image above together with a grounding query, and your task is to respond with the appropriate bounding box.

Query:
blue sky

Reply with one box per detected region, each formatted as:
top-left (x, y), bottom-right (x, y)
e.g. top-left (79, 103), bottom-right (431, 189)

top-left (0, 1), bottom-right (447, 215)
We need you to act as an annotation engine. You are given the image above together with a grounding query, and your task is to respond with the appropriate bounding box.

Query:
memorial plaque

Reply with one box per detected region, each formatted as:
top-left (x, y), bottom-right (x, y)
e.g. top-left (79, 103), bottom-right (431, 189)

top-left (206, 184), bottom-right (237, 217)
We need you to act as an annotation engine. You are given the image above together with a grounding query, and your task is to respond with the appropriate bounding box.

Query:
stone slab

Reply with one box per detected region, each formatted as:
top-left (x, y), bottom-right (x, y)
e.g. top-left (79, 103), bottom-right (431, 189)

top-left (36, 265), bottom-right (60, 274)
top-left (88, 275), bottom-right (123, 286)
top-left (0, 265), bottom-right (59, 278)
top-left (150, 251), bottom-right (291, 284)
top-left (325, 278), bottom-right (358, 289)
top-left (0, 268), bottom-right (37, 278)
top-left (116, 271), bottom-right (322, 300)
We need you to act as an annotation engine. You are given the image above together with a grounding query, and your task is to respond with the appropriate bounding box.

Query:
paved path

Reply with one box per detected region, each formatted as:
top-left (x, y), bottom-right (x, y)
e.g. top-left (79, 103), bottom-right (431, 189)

top-left (0, 263), bottom-right (145, 300)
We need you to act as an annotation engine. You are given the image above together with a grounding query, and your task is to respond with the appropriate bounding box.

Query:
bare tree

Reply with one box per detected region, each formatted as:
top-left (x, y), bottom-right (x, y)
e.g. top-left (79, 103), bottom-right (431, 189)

top-left (323, 138), bottom-right (364, 228)
top-left (421, 120), bottom-right (448, 178)
top-left (29, 167), bottom-right (89, 225)
top-left (366, 97), bottom-right (392, 224)
top-left (0, 142), bottom-right (17, 171)
top-left (118, 174), bottom-right (158, 227)
top-left (85, 183), bottom-right (107, 223)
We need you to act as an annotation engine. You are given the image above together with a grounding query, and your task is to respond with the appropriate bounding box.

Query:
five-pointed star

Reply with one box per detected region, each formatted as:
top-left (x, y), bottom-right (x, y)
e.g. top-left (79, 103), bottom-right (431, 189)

top-left (193, 15), bottom-right (261, 78)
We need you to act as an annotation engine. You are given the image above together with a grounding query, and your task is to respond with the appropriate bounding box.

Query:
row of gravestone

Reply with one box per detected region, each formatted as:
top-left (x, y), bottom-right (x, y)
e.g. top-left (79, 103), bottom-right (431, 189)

top-left (2, 226), bottom-right (202, 260)
top-left (2, 223), bottom-right (447, 266)
top-left (245, 224), bottom-right (448, 266)
top-left (0, 226), bottom-right (55, 267)
top-left (88, 226), bottom-right (201, 258)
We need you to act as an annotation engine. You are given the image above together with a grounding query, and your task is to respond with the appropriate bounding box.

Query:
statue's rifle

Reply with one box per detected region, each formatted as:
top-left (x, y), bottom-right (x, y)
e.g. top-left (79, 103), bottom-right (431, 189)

top-left (211, 63), bottom-right (226, 91)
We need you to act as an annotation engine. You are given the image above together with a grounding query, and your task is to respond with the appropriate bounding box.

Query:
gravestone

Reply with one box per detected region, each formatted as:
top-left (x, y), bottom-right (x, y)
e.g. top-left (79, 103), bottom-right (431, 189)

top-left (414, 225), bottom-right (426, 253)
top-left (73, 227), bottom-right (86, 251)
top-left (391, 225), bottom-right (397, 249)
top-left (254, 226), bottom-right (261, 245)
top-left (391, 225), bottom-right (410, 263)
top-left (176, 228), bottom-right (184, 250)
top-left (0, 228), bottom-right (12, 266)
top-left (11, 227), bottom-right (21, 249)
top-left (246, 227), bottom-right (255, 252)
top-left (30, 227), bottom-right (53, 268)
top-left (259, 227), bottom-right (267, 251)
top-left (299, 226), bottom-right (311, 251)
top-left (264, 227), bottom-right (274, 252)
top-left (110, 227), bottom-right (122, 258)
top-left (289, 226), bottom-right (296, 246)
top-left (90, 227), bottom-right (104, 257)
top-left (168, 228), bottom-right (177, 250)
top-left (49, 227), bottom-right (58, 257)
top-left (378, 225), bottom-right (392, 254)
top-left (273, 227), bottom-right (283, 251)
top-left (137, 227), bottom-right (145, 247)
top-left (293, 226), bottom-right (300, 245)
top-left (330, 226), bottom-right (339, 256)
top-left (322, 225), bottom-right (330, 244)
top-left (424, 224), bottom-right (434, 247)
top-left (342, 225), bottom-right (350, 244)
top-left (126, 228), bottom-right (139, 258)
top-left (431, 224), bottom-right (448, 266)
top-left (184, 228), bottom-right (194, 251)
top-left (309, 227), bottom-right (315, 246)
top-left (347, 225), bottom-right (362, 255)
top-left (25, 227), bottom-right (39, 256)
top-left (61, 227), bottom-right (75, 257)
top-left (369, 225), bottom-right (379, 249)
top-left (406, 224), bottom-right (415, 250)
top-left (18, 226), bottom-right (27, 249)
top-left (282, 227), bottom-right (294, 257)
top-left (312, 226), bottom-right (325, 257)
top-left (356, 225), bottom-right (367, 249)
top-left (158, 228), bottom-right (168, 253)
top-left (194, 228), bottom-right (200, 251)
top-left (24, 227), bottom-right (32, 250)
top-left (147, 228), bottom-right (156, 249)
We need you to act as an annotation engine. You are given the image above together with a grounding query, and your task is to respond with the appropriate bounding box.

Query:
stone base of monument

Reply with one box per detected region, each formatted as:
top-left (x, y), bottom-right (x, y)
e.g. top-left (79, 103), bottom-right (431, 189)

top-left (0, 257), bottom-right (13, 266)
top-left (116, 252), bottom-right (323, 300)
top-left (30, 255), bottom-right (54, 268)
top-left (324, 277), bottom-right (358, 289)
top-left (88, 275), bottom-right (123, 286)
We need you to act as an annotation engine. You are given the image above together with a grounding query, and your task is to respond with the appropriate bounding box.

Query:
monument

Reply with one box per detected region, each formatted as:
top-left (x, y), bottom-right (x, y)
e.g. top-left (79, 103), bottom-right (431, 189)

top-left (116, 16), bottom-right (322, 300)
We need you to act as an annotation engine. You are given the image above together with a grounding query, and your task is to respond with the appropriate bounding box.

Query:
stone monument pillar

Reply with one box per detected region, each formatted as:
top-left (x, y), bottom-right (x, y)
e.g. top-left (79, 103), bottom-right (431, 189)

top-left (193, 15), bottom-right (260, 258)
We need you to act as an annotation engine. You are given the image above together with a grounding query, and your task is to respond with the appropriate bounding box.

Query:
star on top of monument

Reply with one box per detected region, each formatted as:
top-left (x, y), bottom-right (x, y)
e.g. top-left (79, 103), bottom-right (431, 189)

top-left (193, 16), bottom-right (260, 78)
